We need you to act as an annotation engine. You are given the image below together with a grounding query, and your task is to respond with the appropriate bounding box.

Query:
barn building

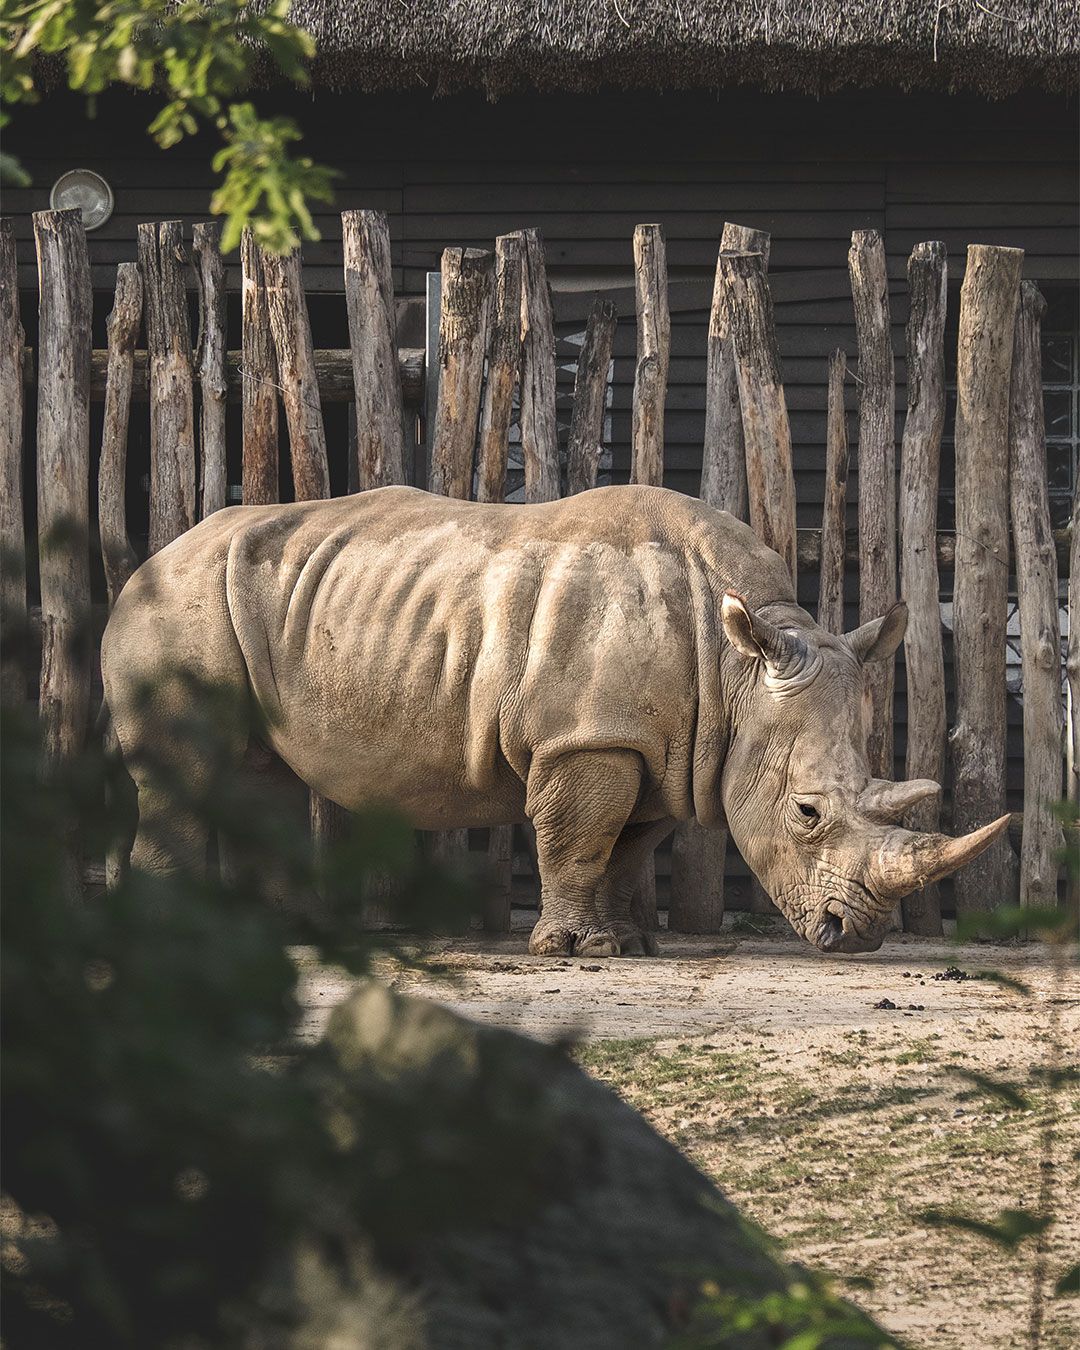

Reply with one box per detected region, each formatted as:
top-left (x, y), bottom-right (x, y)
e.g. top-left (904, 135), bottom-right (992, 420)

top-left (6, 1), bottom-right (1078, 913)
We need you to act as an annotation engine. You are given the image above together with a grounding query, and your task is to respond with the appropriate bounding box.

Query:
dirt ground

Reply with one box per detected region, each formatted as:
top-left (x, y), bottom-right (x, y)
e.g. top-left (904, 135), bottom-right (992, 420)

top-left (294, 924), bottom-right (1080, 1349)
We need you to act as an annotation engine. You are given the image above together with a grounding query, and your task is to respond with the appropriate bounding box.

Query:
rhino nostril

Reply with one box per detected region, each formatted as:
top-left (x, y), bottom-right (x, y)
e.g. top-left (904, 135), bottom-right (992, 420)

top-left (819, 912), bottom-right (845, 951)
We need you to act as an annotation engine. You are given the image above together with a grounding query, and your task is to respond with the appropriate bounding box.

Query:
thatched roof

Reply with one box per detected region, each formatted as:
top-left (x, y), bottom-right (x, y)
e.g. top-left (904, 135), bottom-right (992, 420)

top-left (293, 0), bottom-right (1079, 99)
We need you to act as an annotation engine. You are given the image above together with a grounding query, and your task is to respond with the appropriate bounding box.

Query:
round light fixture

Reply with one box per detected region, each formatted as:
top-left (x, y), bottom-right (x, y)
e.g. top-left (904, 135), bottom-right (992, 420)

top-left (49, 169), bottom-right (114, 231)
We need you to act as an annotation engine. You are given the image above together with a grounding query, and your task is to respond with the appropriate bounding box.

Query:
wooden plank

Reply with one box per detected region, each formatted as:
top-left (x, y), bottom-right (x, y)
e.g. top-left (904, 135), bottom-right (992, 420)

top-left (138, 221), bottom-right (196, 550)
top-left (430, 247), bottom-right (493, 500)
top-left (630, 224), bottom-right (669, 490)
top-left (343, 210), bottom-right (408, 488)
top-left (701, 222), bottom-right (770, 522)
top-left (240, 228), bottom-right (279, 505)
top-left (717, 251), bottom-right (797, 584)
top-left (817, 349), bottom-right (849, 637)
top-left (34, 209), bottom-right (92, 767)
top-left (518, 229), bottom-right (560, 503)
top-left (566, 297), bottom-right (616, 495)
top-left (476, 234), bottom-right (523, 508)
top-left (193, 221), bottom-right (227, 518)
top-left (950, 244), bottom-right (1024, 917)
top-left (849, 229), bottom-right (897, 779)
top-left (263, 248), bottom-right (331, 502)
top-left (0, 218), bottom-right (26, 703)
top-left (98, 262), bottom-right (142, 610)
top-left (898, 241), bottom-right (948, 935)
top-left (1008, 282), bottom-right (1064, 910)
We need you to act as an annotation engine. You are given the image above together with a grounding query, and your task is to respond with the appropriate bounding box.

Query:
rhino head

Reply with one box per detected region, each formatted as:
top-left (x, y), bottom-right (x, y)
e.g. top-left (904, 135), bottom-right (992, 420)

top-left (718, 593), bottom-right (1010, 954)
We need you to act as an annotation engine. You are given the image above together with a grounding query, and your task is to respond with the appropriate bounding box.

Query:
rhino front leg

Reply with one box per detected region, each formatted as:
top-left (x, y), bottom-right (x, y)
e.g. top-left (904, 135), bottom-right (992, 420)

top-left (526, 749), bottom-right (649, 958)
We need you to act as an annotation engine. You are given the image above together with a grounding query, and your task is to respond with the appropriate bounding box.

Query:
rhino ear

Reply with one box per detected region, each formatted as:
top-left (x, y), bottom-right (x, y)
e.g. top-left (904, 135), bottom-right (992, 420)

top-left (846, 601), bottom-right (907, 665)
top-left (721, 593), bottom-right (817, 686)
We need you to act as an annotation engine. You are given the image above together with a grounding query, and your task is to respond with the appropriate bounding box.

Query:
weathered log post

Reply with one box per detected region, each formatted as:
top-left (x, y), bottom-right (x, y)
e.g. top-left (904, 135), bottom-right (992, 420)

top-left (98, 262), bottom-right (142, 610)
top-left (428, 246), bottom-right (493, 872)
top-left (717, 252), bottom-right (798, 585)
top-left (476, 233), bottom-right (523, 507)
top-left (950, 244), bottom-right (1024, 916)
top-left (343, 210), bottom-right (408, 489)
top-left (630, 224), bottom-right (669, 490)
top-left (193, 221), bottom-right (227, 519)
top-left (430, 247), bottom-right (493, 499)
top-left (671, 226), bottom-right (772, 933)
top-left (262, 244), bottom-right (338, 874)
top-left (264, 248), bottom-right (331, 502)
top-left (628, 224), bottom-right (671, 933)
top-left (240, 228), bottom-right (279, 504)
top-left (475, 234), bottom-right (524, 931)
top-left (1068, 488), bottom-right (1080, 909)
top-left (701, 223), bottom-right (770, 520)
top-left (0, 218), bottom-right (26, 703)
top-left (848, 230), bottom-right (897, 781)
top-left (1009, 282), bottom-right (1063, 909)
top-left (566, 297), bottom-right (616, 496)
top-left (34, 209), bottom-right (92, 771)
top-left (818, 349), bottom-right (850, 636)
top-left (139, 221), bottom-right (196, 551)
top-left (898, 241), bottom-right (948, 934)
top-left (518, 228), bottom-right (560, 503)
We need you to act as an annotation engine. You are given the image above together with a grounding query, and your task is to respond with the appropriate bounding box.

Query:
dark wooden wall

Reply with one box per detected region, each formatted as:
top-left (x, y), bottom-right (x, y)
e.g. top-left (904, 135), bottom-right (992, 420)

top-left (6, 86), bottom-right (1077, 908)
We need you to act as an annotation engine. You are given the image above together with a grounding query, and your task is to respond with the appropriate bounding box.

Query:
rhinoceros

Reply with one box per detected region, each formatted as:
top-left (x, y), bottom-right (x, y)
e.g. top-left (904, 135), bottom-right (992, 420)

top-left (102, 484), bottom-right (1008, 957)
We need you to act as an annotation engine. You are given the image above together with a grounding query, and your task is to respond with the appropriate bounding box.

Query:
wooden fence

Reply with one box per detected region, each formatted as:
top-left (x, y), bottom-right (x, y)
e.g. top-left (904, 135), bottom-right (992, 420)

top-left (0, 208), bottom-right (1074, 935)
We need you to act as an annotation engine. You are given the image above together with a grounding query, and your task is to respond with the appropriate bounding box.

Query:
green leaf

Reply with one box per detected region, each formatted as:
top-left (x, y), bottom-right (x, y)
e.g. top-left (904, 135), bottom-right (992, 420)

top-left (955, 904), bottom-right (1076, 943)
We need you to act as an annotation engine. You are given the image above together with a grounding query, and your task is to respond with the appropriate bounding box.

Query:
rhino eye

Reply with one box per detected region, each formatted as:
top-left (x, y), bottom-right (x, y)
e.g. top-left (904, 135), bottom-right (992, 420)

top-left (796, 801), bottom-right (820, 826)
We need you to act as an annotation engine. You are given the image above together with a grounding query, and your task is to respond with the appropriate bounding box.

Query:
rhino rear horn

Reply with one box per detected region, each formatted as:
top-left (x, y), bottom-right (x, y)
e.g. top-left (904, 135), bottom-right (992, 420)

top-left (846, 601), bottom-right (908, 664)
top-left (858, 778), bottom-right (942, 824)
top-left (721, 593), bottom-right (818, 688)
top-left (872, 814), bottom-right (1013, 899)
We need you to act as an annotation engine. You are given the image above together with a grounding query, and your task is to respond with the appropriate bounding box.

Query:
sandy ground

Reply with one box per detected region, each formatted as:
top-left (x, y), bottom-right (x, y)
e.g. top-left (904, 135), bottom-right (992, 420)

top-left (293, 925), bottom-right (1080, 1349)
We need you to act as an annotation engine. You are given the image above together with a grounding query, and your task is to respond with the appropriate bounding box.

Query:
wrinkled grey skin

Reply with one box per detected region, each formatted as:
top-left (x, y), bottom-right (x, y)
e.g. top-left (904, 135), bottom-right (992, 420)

top-left (102, 484), bottom-right (1008, 958)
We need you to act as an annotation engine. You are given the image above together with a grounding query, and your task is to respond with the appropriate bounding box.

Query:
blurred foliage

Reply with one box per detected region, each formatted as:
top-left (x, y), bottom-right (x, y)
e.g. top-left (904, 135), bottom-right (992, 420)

top-left (0, 0), bottom-right (336, 251)
top-left (0, 683), bottom-right (554, 1346)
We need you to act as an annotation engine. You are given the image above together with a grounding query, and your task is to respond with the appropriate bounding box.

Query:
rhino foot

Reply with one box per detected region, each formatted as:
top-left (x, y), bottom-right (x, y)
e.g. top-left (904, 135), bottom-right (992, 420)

top-left (528, 919), bottom-right (656, 958)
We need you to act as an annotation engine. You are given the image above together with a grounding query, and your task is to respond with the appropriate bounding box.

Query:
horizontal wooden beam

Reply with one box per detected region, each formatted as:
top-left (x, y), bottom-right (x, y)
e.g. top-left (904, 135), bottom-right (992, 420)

top-left (22, 346), bottom-right (426, 406)
top-left (795, 526), bottom-right (1071, 576)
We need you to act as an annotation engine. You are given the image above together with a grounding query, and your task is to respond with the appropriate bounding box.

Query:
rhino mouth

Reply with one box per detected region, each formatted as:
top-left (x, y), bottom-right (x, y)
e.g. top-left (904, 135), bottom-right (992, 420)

top-left (815, 910), bottom-right (884, 954)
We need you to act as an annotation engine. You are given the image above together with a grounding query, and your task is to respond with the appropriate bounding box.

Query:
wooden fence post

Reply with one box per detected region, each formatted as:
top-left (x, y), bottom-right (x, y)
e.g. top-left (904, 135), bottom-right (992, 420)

top-left (1009, 282), bottom-right (1063, 909)
top-left (474, 238), bottom-right (523, 930)
top-left (950, 244), bottom-right (1024, 916)
top-left (566, 296), bottom-right (616, 496)
top-left (717, 252), bottom-right (798, 586)
top-left (139, 221), bottom-right (196, 551)
top-left (1068, 487), bottom-right (1080, 910)
top-left (701, 223), bottom-right (770, 520)
top-left (193, 221), bottom-right (227, 519)
top-left (899, 241), bottom-right (948, 934)
top-left (98, 262), bottom-right (142, 609)
top-left (431, 247), bottom-right (493, 499)
top-left (427, 247), bottom-right (492, 872)
top-left (518, 228), bottom-right (560, 503)
top-left (848, 230), bottom-right (897, 780)
top-left (264, 248), bottom-right (331, 502)
top-left (630, 224), bottom-right (669, 489)
top-left (476, 233), bottom-right (523, 507)
top-left (241, 228), bottom-right (278, 504)
top-left (0, 218), bottom-right (26, 703)
top-left (343, 210), bottom-right (408, 489)
top-left (34, 208), bottom-right (92, 769)
top-left (818, 350), bottom-right (849, 636)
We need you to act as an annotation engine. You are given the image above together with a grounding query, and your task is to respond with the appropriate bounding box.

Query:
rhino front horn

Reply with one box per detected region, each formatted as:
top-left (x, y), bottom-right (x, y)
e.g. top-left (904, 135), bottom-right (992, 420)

top-left (872, 814), bottom-right (1013, 899)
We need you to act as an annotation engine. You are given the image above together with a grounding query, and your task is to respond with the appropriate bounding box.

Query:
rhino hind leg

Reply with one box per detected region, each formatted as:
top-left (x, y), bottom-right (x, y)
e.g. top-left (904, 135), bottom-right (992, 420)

top-left (525, 749), bottom-right (655, 958)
